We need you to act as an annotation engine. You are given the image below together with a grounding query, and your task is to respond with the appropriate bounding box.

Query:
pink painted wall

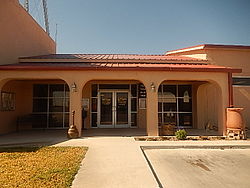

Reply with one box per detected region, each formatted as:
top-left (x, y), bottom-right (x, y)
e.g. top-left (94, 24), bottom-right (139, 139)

top-left (0, 0), bottom-right (55, 65)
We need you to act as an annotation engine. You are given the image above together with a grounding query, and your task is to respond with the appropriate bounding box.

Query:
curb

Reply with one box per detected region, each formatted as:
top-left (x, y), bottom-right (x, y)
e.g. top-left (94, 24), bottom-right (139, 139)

top-left (141, 145), bottom-right (250, 150)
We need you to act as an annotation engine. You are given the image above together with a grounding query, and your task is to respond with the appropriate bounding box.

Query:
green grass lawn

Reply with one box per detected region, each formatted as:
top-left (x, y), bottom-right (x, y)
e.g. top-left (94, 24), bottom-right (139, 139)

top-left (0, 146), bottom-right (87, 188)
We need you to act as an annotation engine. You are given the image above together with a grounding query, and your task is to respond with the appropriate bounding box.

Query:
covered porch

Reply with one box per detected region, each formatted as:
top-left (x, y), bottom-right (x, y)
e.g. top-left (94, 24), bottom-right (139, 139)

top-left (0, 54), bottom-right (241, 137)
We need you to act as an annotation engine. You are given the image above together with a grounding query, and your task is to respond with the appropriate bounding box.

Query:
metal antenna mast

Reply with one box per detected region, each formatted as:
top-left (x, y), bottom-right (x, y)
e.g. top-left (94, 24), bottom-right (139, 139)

top-left (24, 0), bottom-right (29, 12)
top-left (42, 0), bottom-right (50, 36)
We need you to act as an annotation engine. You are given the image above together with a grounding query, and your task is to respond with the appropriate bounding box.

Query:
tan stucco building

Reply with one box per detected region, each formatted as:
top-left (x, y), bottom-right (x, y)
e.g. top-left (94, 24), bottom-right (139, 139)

top-left (0, 0), bottom-right (249, 137)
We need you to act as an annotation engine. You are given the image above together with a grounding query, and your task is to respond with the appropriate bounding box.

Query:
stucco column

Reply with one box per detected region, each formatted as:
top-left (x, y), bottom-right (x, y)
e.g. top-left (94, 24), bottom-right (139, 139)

top-left (0, 79), bottom-right (9, 91)
top-left (221, 85), bottom-right (229, 136)
top-left (215, 79), bottom-right (229, 136)
top-left (145, 84), bottom-right (159, 136)
top-left (69, 82), bottom-right (83, 137)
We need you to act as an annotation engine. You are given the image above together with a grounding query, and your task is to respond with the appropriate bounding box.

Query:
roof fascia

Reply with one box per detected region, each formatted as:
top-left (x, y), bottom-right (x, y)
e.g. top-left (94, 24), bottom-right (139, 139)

top-left (0, 64), bottom-right (241, 73)
top-left (166, 45), bottom-right (205, 55)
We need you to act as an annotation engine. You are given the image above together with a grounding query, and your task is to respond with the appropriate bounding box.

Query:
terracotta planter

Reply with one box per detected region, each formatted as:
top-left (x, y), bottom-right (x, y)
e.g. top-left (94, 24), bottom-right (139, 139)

top-left (68, 124), bottom-right (79, 138)
top-left (162, 124), bottom-right (175, 136)
top-left (226, 108), bottom-right (244, 129)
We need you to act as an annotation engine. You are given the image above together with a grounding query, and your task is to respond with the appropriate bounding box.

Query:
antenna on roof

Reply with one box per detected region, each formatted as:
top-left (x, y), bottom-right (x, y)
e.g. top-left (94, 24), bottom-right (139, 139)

top-left (42, 0), bottom-right (50, 36)
top-left (24, 0), bottom-right (29, 12)
top-left (55, 23), bottom-right (58, 50)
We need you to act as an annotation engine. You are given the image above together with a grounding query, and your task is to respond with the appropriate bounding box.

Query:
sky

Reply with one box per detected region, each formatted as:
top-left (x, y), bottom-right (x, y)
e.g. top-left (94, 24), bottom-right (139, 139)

top-left (23, 0), bottom-right (250, 54)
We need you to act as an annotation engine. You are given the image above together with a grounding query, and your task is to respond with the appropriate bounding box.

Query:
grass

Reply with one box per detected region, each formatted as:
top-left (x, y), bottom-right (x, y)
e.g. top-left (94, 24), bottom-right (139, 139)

top-left (0, 146), bottom-right (87, 188)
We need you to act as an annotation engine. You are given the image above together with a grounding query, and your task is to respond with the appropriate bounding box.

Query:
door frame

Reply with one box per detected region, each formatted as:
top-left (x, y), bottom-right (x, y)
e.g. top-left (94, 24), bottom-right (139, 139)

top-left (97, 90), bottom-right (131, 128)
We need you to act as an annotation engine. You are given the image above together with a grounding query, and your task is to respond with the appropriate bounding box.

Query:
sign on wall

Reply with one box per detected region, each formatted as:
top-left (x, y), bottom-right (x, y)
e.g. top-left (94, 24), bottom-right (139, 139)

top-left (82, 98), bottom-right (89, 110)
top-left (138, 84), bottom-right (146, 98)
top-left (139, 98), bottom-right (146, 109)
top-left (1, 92), bottom-right (15, 111)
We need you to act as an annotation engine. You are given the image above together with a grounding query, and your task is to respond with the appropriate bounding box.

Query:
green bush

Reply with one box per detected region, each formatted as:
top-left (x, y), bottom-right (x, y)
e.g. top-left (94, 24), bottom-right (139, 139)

top-left (175, 129), bottom-right (187, 140)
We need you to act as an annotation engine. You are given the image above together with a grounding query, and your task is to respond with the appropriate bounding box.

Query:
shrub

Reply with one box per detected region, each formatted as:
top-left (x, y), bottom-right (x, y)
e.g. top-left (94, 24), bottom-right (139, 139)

top-left (175, 129), bottom-right (187, 140)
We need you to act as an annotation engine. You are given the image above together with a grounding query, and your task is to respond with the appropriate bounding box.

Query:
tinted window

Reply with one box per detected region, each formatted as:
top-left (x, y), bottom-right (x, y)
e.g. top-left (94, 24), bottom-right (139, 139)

top-left (33, 84), bottom-right (48, 97)
top-left (233, 78), bottom-right (250, 86)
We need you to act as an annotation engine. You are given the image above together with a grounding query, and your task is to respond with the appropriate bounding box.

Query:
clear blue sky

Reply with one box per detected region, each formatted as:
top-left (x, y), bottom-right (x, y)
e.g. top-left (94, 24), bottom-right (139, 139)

top-left (26, 0), bottom-right (250, 54)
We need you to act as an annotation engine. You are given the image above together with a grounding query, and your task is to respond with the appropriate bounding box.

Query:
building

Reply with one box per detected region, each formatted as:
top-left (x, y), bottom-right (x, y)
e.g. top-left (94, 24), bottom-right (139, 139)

top-left (0, 0), bottom-right (249, 137)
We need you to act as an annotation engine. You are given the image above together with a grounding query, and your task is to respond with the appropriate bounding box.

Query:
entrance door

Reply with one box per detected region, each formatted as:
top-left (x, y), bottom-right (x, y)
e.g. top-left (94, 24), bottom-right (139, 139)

top-left (98, 91), bottom-right (130, 128)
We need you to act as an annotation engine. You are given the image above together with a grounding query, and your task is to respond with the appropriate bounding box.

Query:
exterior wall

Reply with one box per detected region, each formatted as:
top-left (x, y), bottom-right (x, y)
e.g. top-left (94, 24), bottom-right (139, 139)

top-left (0, 0), bottom-right (55, 65)
top-left (0, 69), bottom-right (229, 136)
top-left (207, 50), bottom-right (250, 76)
top-left (233, 86), bottom-right (250, 129)
top-left (0, 81), bottom-right (32, 134)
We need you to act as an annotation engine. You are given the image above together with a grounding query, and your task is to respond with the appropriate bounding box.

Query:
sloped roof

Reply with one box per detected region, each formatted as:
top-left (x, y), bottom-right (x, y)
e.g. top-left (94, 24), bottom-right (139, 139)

top-left (0, 52), bottom-right (240, 73)
top-left (19, 54), bottom-right (207, 63)
top-left (0, 62), bottom-right (241, 73)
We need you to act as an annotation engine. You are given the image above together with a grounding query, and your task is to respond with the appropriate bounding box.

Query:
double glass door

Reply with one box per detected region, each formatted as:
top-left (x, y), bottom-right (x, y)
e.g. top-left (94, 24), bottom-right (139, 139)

top-left (98, 91), bottom-right (129, 128)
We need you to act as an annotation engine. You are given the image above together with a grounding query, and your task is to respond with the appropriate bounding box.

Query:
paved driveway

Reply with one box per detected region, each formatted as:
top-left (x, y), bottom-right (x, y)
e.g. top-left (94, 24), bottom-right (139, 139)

top-left (145, 148), bottom-right (250, 188)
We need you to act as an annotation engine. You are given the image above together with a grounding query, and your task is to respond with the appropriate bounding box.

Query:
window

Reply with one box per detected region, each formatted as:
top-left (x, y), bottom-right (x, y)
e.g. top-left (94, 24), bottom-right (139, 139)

top-left (158, 84), bottom-right (192, 127)
top-left (233, 77), bottom-right (250, 86)
top-left (32, 84), bottom-right (69, 128)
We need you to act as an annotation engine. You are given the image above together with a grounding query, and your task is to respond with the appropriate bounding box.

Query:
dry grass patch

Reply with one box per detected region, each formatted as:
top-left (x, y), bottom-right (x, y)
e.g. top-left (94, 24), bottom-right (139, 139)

top-left (0, 146), bottom-right (87, 188)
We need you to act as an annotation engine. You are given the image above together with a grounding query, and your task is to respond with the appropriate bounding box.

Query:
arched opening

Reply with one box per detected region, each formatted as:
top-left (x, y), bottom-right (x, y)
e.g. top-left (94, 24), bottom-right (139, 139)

top-left (196, 81), bottom-right (223, 135)
top-left (157, 80), bottom-right (223, 136)
top-left (0, 79), bottom-right (69, 134)
top-left (81, 80), bottom-right (147, 136)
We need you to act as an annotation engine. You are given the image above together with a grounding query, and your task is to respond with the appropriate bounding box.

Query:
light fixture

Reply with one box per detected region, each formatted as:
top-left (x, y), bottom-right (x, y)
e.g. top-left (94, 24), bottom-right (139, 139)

top-left (71, 82), bottom-right (77, 92)
top-left (150, 82), bottom-right (156, 92)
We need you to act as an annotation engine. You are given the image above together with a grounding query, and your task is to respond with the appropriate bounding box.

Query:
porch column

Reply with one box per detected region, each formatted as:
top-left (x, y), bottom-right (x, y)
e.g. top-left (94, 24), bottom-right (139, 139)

top-left (0, 79), bottom-right (9, 91)
top-left (228, 72), bottom-right (233, 107)
top-left (217, 80), bottom-right (229, 136)
top-left (69, 82), bottom-right (83, 137)
top-left (222, 82), bottom-right (230, 136)
top-left (145, 84), bottom-right (159, 136)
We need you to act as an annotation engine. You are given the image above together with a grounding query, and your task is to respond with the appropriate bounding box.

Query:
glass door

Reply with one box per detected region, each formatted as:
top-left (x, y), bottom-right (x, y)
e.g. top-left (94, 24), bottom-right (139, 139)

top-left (98, 91), bottom-right (130, 128)
top-left (115, 92), bottom-right (129, 127)
top-left (99, 92), bottom-right (113, 127)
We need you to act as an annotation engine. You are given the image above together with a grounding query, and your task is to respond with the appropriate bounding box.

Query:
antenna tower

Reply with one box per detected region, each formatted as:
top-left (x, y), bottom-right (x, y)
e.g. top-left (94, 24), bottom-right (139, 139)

top-left (42, 0), bottom-right (50, 35)
top-left (24, 0), bottom-right (29, 12)
top-left (23, 0), bottom-right (50, 36)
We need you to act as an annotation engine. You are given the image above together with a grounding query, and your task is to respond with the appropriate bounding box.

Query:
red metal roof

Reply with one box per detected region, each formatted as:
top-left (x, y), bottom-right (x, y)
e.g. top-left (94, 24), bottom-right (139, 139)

top-left (19, 54), bottom-right (206, 62)
top-left (0, 62), bottom-right (241, 73)
top-left (0, 52), bottom-right (240, 73)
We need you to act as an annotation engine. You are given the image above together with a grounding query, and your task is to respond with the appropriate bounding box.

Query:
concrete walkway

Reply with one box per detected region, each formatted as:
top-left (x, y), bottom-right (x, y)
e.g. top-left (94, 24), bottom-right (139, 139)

top-left (54, 137), bottom-right (250, 188)
top-left (56, 137), bottom-right (159, 188)
top-left (1, 130), bottom-right (250, 188)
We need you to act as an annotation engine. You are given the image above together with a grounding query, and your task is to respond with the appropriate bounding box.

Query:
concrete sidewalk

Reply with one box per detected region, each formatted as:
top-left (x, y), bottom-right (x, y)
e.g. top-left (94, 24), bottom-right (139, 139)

top-left (55, 137), bottom-right (250, 188)
top-left (56, 137), bottom-right (158, 188)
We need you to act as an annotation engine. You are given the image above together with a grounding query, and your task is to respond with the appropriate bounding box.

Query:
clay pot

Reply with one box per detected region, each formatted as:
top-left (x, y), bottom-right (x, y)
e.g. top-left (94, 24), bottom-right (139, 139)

top-left (162, 124), bottom-right (175, 135)
top-left (226, 108), bottom-right (245, 129)
top-left (67, 125), bottom-right (79, 139)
